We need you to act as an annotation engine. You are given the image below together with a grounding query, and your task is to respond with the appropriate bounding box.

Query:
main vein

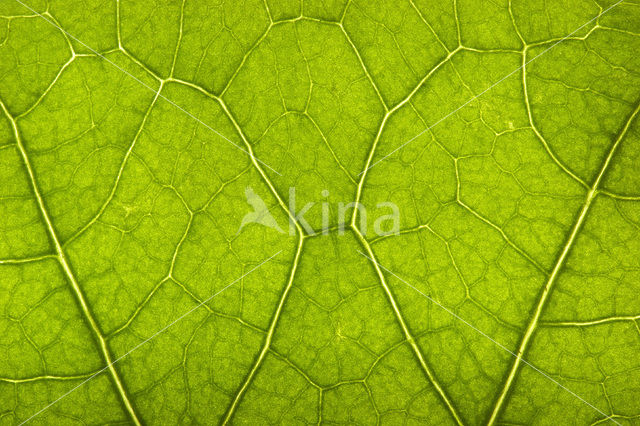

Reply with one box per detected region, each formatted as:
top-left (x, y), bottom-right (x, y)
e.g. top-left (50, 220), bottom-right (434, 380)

top-left (353, 227), bottom-right (465, 425)
top-left (349, 65), bottom-right (465, 426)
top-left (487, 100), bottom-right (640, 425)
top-left (221, 234), bottom-right (305, 424)
top-left (214, 92), bottom-right (310, 423)
top-left (0, 101), bottom-right (142, 426)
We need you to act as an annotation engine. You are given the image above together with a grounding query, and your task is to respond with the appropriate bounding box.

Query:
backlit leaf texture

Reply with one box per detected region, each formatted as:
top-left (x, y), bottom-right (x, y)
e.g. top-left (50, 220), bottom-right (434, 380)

top-left (0, 0), bottom-right (639, 424)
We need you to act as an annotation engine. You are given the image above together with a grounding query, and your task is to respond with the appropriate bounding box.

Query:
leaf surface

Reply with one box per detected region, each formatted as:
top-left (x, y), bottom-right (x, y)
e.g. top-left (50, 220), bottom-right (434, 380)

top-left (1, 0), bottom-right (639, 425)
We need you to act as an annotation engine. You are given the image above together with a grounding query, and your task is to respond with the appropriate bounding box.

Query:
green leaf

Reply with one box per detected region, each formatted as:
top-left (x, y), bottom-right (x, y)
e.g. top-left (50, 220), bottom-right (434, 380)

top-left (1, 0), bottom-right (639, 425)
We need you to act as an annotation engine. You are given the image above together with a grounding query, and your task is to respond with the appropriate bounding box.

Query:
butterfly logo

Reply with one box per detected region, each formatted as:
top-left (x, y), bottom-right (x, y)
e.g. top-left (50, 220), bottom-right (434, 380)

top-left (236, 186), bottom-right (285, 235)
